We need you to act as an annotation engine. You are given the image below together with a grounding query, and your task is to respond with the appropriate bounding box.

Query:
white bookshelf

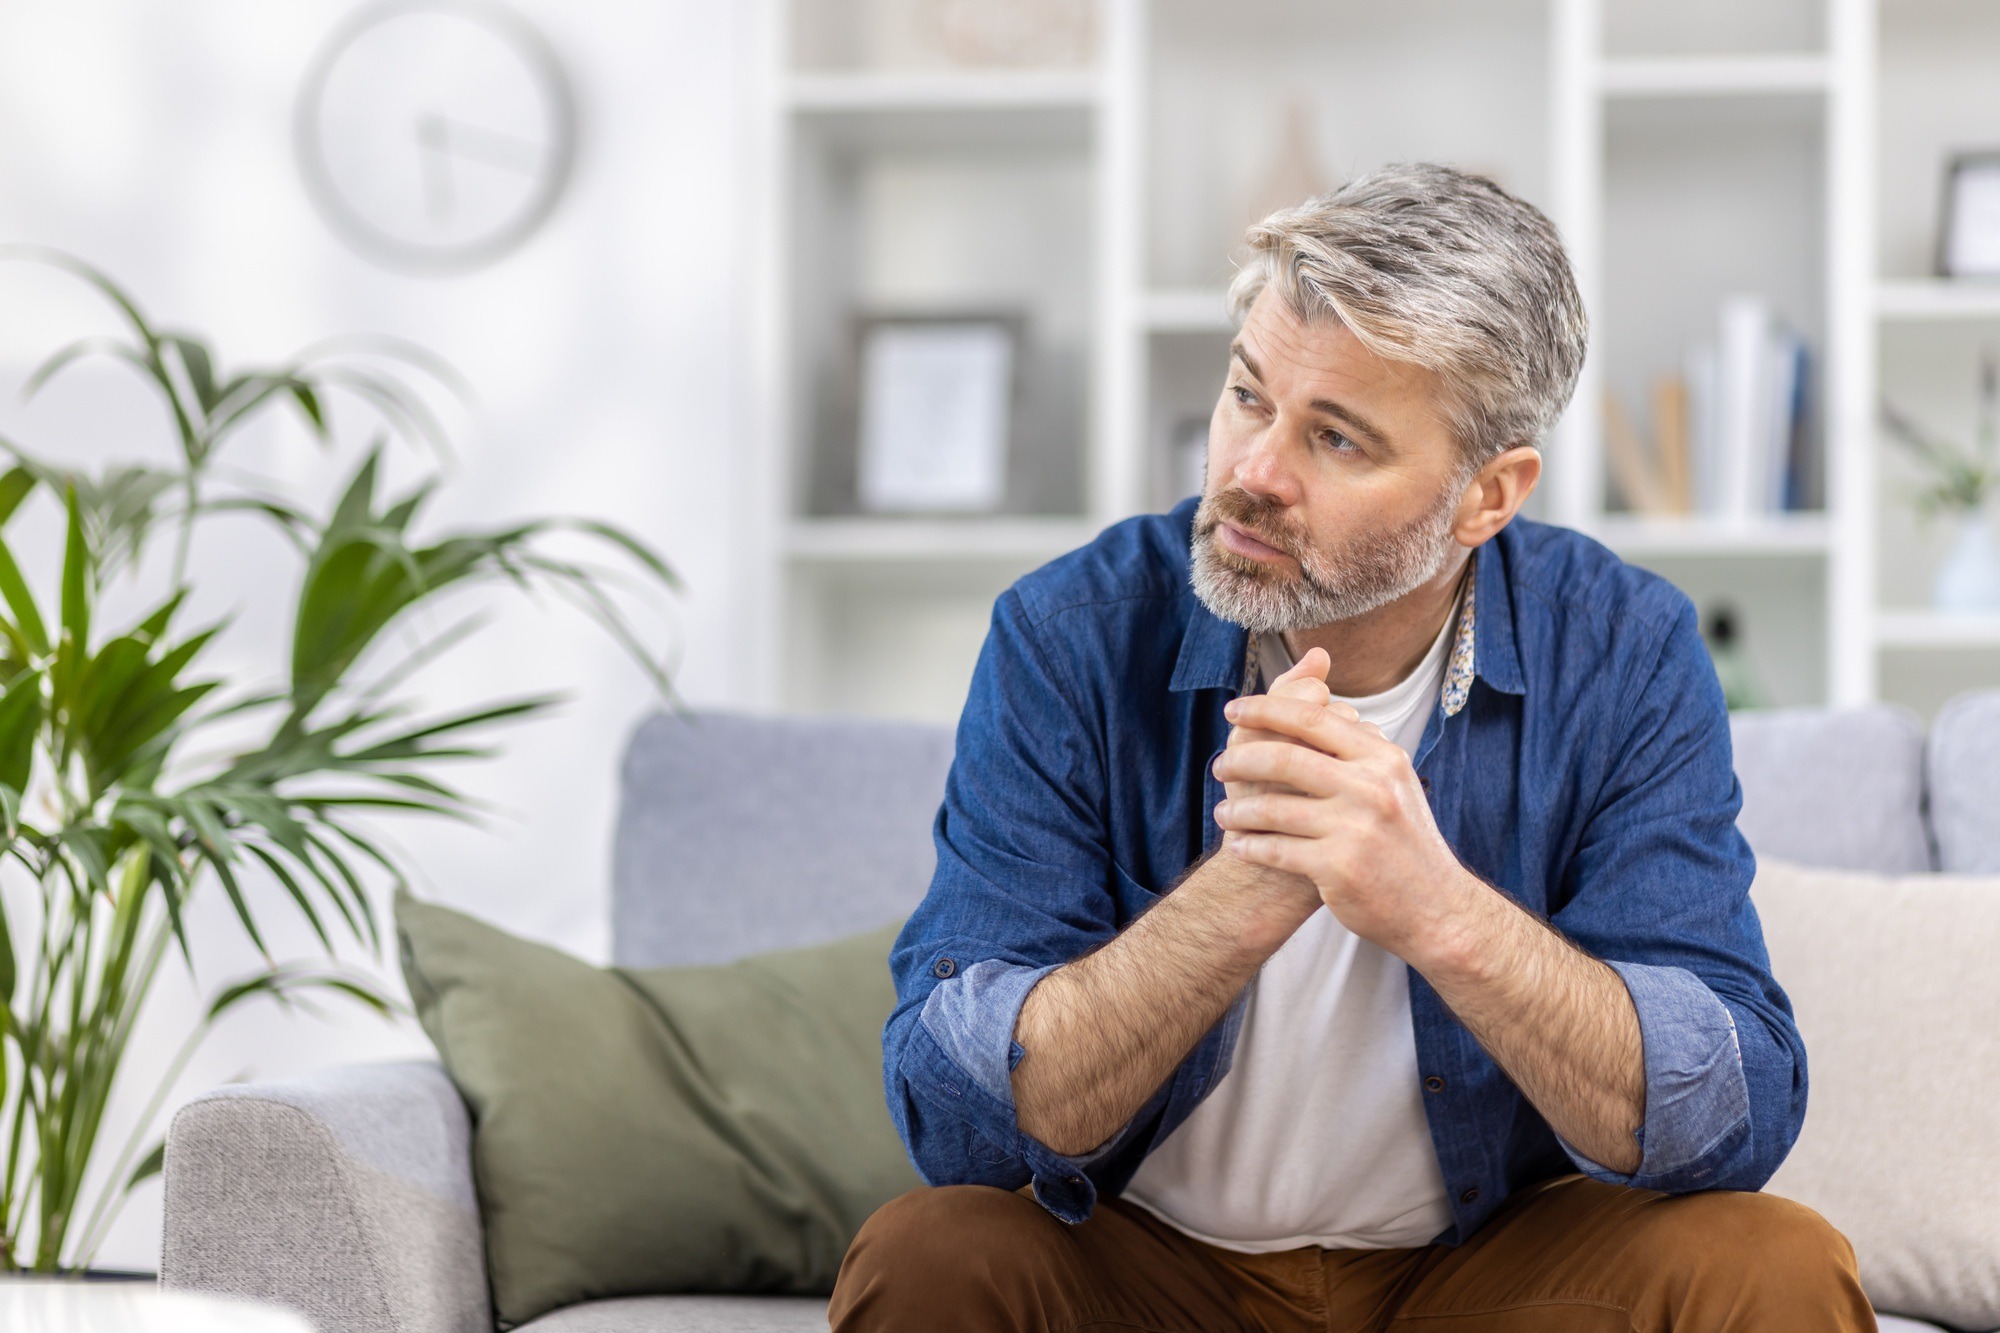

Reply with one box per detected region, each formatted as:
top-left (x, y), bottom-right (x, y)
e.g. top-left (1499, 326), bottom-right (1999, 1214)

top-left (751, 0), bottom-right (1999, 720)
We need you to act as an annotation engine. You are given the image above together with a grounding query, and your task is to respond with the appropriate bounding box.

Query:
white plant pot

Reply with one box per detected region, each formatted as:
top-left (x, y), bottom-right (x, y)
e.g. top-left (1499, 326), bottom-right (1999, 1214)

top-left (1934, 507), bottom-right (2000, 613)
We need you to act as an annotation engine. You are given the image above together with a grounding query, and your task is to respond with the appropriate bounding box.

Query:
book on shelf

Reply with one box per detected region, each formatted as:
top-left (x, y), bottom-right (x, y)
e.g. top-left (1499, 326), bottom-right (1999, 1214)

top-left (1611, 295), bottom-right (1818, 523)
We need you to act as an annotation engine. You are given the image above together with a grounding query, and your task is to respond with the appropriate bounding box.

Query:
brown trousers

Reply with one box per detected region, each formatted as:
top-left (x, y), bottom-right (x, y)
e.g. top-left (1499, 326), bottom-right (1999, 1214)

top-left (828, 1174), bottom-right (1875, 1331)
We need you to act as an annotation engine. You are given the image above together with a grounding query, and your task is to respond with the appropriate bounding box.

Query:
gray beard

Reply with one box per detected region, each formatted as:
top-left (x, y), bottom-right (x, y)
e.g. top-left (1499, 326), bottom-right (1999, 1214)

top-left (1188, 485), bottom-right (1462, 634)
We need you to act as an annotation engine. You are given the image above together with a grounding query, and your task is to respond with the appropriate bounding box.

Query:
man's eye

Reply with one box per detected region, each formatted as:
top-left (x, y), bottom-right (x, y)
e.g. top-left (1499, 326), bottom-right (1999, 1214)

top-left (1231, 385), bottom-right (1256, 406)
top-left (1320, 431), bottom-right (1359, 454)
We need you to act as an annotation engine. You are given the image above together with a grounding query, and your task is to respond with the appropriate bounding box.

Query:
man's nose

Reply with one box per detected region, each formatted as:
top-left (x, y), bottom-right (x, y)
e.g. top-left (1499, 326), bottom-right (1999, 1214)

top-left (1230, 429), bottom-right (1302, 507)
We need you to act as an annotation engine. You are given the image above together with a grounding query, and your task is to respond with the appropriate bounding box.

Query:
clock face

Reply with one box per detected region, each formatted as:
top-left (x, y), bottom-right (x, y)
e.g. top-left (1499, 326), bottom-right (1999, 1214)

top-left (295, 0), bottom-right (576, 273)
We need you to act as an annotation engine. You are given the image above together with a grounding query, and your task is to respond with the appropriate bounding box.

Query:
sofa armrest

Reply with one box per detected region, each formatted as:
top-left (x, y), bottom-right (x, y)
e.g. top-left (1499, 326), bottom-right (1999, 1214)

top-left (162, 1060), bottom-right (492, 1333)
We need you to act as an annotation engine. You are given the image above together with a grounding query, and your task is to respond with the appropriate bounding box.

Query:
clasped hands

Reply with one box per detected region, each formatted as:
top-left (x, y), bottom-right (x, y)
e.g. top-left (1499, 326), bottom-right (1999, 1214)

top-left (1213, 646), bottom-right (1482, 969)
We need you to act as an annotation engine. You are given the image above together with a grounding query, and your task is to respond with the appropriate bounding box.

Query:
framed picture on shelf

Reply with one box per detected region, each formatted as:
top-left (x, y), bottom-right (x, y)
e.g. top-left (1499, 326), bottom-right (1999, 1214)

top-left (1938, 151), bottom-right (2000, 279)
top-left (854, 313), bottom-right (1020, 514)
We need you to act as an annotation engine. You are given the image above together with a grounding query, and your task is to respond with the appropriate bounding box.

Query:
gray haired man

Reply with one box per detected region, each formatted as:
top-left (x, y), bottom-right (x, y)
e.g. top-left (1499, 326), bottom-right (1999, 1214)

top-left (831, 164), bottom-right (1870, 1331)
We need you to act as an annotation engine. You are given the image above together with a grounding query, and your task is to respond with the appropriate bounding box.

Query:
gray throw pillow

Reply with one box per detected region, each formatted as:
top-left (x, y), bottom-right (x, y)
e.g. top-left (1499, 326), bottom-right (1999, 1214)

top-left (396, 891), bottom-right (921, 1330)
top-left (1754, 860), bottom-right (2000, 1330)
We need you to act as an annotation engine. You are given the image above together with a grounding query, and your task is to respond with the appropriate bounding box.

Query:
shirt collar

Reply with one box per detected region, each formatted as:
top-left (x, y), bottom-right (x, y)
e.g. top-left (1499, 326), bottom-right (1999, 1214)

top-left (1468, 533), bottom-right (1526, 700)
top-left (1168, 533), bottom-right (1528, 705)
top-left (1168, 594), bottom-right (1250, 694)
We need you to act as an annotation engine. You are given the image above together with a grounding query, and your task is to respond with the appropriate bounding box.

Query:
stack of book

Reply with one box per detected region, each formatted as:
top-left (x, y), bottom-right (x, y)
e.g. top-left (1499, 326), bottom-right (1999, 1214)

top-left (1605, 295), bottom-right (1821, 519)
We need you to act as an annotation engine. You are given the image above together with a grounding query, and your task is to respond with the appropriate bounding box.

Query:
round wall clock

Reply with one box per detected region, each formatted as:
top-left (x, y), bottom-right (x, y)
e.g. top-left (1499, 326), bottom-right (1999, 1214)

top-left (295, 0), bottom-right (577, 273)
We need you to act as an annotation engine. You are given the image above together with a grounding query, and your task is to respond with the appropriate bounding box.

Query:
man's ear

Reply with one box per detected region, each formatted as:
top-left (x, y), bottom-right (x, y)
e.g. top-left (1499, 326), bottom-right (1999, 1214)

top-left (1452, 446), bottom-right (1541, 547)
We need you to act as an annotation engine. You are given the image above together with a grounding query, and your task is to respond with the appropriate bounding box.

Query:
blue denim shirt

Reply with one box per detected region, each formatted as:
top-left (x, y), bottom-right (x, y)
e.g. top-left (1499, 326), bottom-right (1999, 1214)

top-left (883, 499), bottom-right (1806, 1245)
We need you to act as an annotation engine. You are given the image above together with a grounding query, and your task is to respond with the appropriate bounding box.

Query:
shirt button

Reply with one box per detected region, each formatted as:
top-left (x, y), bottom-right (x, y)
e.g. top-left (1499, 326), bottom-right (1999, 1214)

top-left (933, 958), bottom-right (956, 979)
top-left (1424, 1075), bottom-right (1445, 1093)
top-left (1460, 1187), bottom-right (1480, 1205)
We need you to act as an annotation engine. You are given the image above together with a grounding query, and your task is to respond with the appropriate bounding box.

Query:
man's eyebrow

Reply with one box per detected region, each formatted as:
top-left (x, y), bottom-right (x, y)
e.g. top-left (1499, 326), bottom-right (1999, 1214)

top-left (1228, 339), bottom-right (1393, 450)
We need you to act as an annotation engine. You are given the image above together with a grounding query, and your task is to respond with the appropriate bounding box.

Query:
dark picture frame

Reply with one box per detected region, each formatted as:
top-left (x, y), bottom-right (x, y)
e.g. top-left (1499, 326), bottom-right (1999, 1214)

top-left (1937, 150), bottom-right (2000, 279)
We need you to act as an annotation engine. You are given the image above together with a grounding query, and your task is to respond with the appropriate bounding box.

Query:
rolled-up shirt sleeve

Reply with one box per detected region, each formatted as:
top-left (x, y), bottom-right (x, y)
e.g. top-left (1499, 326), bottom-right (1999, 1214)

top-left (882, 587), bottom-right (1152, 1219)
top-left (1550, 593), bottom-right (1806, 1195)
top-left (1557, 960), bottom-right (1752, 1186)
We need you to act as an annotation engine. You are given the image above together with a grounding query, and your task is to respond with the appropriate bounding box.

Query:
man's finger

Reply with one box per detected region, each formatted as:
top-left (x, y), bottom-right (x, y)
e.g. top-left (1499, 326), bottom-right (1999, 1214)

top-left (1270, 645), bottom-right (1331, 697)
top-left (1224, 694), bottom-right (1382, 758)
top-left (1212, 740), bottom-right (1357, 796)
top-left (1215, 792), bottom-right (1335, 838)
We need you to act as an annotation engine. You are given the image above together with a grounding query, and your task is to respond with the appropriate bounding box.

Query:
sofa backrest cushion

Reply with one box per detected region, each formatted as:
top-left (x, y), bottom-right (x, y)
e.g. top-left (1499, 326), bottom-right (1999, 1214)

top-left (1927, 690), bottom-right (2000, 874)
top-left (1729, 706), bottom-right (1934, 874)
top-left (1754, 860), bottom-right (2000, 1329)
top-left (612, 711), bottom-right (954, 967)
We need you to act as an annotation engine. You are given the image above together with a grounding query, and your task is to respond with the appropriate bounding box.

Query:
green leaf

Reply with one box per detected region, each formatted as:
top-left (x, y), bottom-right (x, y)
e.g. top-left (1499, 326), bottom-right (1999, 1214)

top-left (0, 533), bottom-right (50, 657)
top-left (291, 382), bottom-right (327, 440)
top-left (61, 487), bottom-right (90, 654)
top-left (0, 667), bottom-right (43, 793)
top-left (0, 850), bottom-right (14, 1003)
top-left (0, 467), bottom-right (37, 528)
top-left (164, 336), bottom-right (218, 415)
top-left (125, 1142), bottom-right (164, 1190)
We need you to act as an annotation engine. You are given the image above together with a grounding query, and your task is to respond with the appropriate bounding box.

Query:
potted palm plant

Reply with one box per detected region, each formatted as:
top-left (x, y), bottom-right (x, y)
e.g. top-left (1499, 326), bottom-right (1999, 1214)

top-left (0, 248), bottom-right (677, 1273)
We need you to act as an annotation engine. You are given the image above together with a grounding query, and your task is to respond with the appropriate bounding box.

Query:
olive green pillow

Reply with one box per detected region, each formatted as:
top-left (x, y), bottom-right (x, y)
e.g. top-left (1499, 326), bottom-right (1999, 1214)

top-left (395, 891), bottom-right (921, 1330)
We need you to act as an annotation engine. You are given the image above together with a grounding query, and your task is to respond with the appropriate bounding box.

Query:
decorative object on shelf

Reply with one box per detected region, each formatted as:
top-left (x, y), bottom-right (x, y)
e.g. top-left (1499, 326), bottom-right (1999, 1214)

top-left (294, 0), bottom-right (577, 273)
top-left (1938, 151), bottom-right (2000, 280)
top-left (1701, 603), bottom-right (1765, 712)
top-left (1882, 349), bottom-right (2000, 613)
top-left (1602, 381), bottom-right (1694, 517)
top-left (1239, 99), bottom-right (1337, 240)
top-left (913, 0), bottom-right (1095, 68)
top-left (1681, 296), bottom-right (1818, 519)
top-left (0, 249), bottom-right (677, 1272)
top-left (856, 314), bottom-right (1018, 514)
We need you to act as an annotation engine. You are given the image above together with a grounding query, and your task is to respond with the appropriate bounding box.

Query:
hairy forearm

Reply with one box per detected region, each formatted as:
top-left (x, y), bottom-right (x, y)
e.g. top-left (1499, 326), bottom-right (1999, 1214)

top-left (1417, 876), bottom-right (1646, 1173)
top-left (1010, 850), bottom-right (1318, 1157)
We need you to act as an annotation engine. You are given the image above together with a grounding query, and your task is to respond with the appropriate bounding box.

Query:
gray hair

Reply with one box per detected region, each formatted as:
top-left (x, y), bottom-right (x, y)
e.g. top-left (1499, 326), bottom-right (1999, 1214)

top-left (1226, 162), bottom-right (1588, 465)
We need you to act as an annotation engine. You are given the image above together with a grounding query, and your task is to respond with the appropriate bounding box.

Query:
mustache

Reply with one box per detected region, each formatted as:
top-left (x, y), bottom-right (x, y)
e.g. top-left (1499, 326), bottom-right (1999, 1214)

top-left (1199, 489), bottom-right (1307, 561)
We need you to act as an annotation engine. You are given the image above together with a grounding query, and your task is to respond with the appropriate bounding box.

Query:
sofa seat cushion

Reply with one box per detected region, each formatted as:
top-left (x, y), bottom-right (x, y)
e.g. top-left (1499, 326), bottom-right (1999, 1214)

top-left (1754, 860), bottom-right (2000, 1330)
top-left (516, 1296), bottom-right (828, 1332)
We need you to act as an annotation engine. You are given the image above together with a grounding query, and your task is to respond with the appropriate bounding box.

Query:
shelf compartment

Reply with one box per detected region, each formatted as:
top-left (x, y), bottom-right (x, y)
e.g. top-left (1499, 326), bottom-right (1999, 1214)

top-left (1875, 611), bottom-right (2000, 649)
top-left (1594, 513), bottom-right (1832, 557)
top-left (1598, 54), bottom-right (1831, 99)
top-left (1876, 280), bottom-right (2000, 323)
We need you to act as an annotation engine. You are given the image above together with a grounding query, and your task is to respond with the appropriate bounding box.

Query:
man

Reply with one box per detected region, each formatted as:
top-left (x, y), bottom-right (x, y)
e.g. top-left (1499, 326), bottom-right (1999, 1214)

top-left (831, 164), bottom-right (1871, 1331)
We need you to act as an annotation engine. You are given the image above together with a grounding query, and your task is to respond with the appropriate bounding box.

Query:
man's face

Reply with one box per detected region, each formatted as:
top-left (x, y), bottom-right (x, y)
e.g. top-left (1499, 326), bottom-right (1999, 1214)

top-left (1190, 287), bottom-right (1473, 634)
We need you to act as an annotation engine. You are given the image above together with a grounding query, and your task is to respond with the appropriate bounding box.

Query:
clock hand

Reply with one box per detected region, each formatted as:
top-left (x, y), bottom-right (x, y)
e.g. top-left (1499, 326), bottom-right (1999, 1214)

top-left (416, 112), bottom-right (455, 225)
top-left (424, 114), bottom-right (543, 175)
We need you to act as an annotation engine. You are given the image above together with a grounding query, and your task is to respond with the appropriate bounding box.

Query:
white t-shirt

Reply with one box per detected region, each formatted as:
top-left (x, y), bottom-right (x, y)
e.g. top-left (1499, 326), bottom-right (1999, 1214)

top-left (1121, 606), bottom-right (1459, 1253)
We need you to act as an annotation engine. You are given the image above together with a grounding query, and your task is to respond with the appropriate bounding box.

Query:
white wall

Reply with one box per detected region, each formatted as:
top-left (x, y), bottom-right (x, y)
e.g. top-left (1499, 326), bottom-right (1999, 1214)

top-left (0, 0), bottom-right (757, 1268)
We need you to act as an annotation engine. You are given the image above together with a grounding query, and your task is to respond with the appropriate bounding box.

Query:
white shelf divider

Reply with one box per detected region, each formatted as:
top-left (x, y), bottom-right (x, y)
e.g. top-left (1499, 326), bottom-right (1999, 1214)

top-left (1875, 610), bottom-right (2000, 648)
top-left (1142, 287), bottom-right (1233, 333)
top-left (1597, 53), bottom-right (1833, 98)
top-left (1594, 513), bottom-right (1834, 557)
top-left (784, 517), bottom-right (1101, 564)
top-left (1876, 279), bottom-right (2000, 322)
top-left (784, 69), bottom-right (1102, 112)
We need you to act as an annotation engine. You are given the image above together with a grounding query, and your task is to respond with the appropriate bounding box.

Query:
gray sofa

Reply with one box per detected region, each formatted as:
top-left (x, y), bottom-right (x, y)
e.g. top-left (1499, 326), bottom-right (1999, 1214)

top-left (161, 694), bottom-right (2000, 1333)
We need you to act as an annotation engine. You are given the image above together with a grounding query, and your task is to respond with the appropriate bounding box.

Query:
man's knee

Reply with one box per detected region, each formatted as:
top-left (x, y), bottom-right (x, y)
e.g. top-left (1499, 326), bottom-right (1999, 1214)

top-left (831, 1186), bottom-right (1060, 1329)
top-left (1652, 1190), bottom-right (1867, 1317)
top-left (1659, 1189), bottom-right (1852, 1266)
